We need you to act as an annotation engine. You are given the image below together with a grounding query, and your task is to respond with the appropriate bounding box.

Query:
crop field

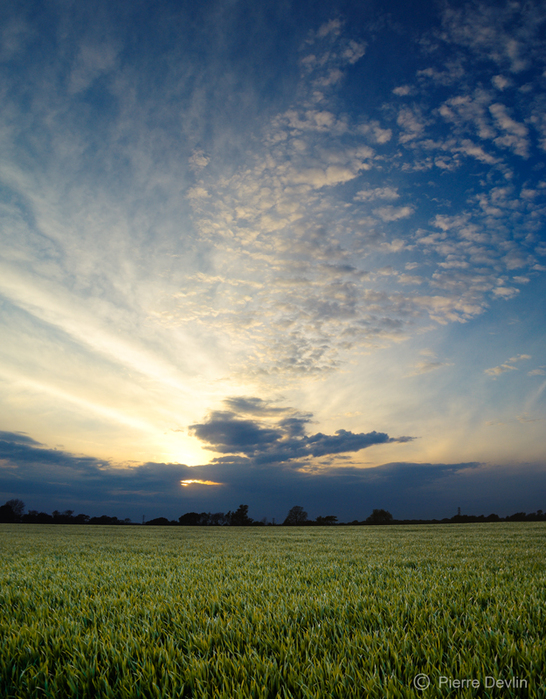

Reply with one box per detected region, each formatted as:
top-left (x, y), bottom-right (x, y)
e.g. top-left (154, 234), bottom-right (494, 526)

top-left (0, 524), bottom-right (545, 699)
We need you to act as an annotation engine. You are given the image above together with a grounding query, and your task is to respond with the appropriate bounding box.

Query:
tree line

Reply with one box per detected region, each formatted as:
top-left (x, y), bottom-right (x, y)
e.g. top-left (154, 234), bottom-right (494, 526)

top-left (1, 499), bottom-right (545, 526)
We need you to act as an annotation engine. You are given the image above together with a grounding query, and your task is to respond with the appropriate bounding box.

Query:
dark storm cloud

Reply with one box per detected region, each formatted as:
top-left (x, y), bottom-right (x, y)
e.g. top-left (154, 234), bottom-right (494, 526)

top-left (0, 438), bottom-right (107, 470)
top-left (189, 411), bottom-right (283, 454)
top-left (307, 429), bottom-right (392, 456)
top-left (0, 433), bottom-right (195, 516)
top-left (0, 431), bottom-right (42, 446)
top-left (1, 429), bottom-right (545, 521)
top-left (189, 398), bottom-right (413, 464)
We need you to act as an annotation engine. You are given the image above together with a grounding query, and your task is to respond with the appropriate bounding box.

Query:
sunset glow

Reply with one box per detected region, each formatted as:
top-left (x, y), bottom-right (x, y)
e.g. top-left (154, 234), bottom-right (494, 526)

top-left (1, 0), bottom-right (545, 521)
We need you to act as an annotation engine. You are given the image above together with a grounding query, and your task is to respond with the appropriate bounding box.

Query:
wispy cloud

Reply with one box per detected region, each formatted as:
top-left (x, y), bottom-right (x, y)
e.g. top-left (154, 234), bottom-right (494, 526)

top-left (408, 350), bottom-right (453, 377)
top-left (0, 0), bottom-right (545, 498)
top-left (354, 186), bottom-right (399, 202)
top-left (485, 354), bottom-right (532, 377)
top-left (439, 2), bottom-right (545, 73)
top-left (1, 1), bottom-right (544, 392)
top-left (528, 368), bottom-right (546, 377)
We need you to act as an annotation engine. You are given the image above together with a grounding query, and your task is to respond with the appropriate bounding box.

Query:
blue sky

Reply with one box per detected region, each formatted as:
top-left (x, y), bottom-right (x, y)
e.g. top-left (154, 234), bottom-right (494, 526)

top-left (1, 0), bottom-right (545, 522)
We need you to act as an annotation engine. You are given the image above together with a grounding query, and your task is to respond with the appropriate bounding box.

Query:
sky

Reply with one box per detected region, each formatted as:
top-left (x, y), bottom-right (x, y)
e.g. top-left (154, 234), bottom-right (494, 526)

top-left (1, 0), bottom-right (545, 522)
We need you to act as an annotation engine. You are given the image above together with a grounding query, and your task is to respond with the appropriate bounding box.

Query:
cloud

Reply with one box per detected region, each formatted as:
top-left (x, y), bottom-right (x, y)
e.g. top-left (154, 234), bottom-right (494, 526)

top-left (517, 414), bottom-right (545, 423)
top-left (373, 205), bottom-right (414, 222)
top-left (484, 363), bottom-right (517, 377)
top-left (354, 186), bottom-right (399, 202)
top-left (189, 398), bottom-right (413, 465)
top-left (485, 354), bottom-right (531, 377)
top-left (397, 107), bottom-right (426, 142)
top-left (1, 2), bottom-right (543, 390)
top-left (456, 139), bottom-right (499, 165)
top-left (1, 0), bottom-right (545, 488)
top-left (392, 85), bottom-right (413, 96)
top-left (0, 18), bottom-right (33, 62)
top-left (489, 103), bottom-right (530, 158)
top-left (342, 40), bottom-right (366, 65)
top-left (0, 434), bottom-right (198, 510)
top-left (315, 19), bottom-right (342, 40)
top-left (189, 411), bottom-right (284, 455)
top-left (2, 427), bottom-right (545, 522)
top-left (189, 150), bottom-right (210, 171)
top-left (0, 438), bottom-right (110, 471)
top-left (0, 431), bottom-right (42, 446)
top-left (438, 93), bottom-right (496, 141)
top-left (223, 396), bottom-right (289, 416)
top-left (417, 64), bottom-right (461, 88)
top-left (187, 186), bottom-right (210, 200)
top-left (408, 359), bottom-right (452, 377)
top-left (68, 41), bottom-right (120, 95)
top-left (439, 2), bottom-right (546, 74)
top-left (492, 75), bottom-right (511, 91)
top-left (301, 18), bottom-right (366, 88)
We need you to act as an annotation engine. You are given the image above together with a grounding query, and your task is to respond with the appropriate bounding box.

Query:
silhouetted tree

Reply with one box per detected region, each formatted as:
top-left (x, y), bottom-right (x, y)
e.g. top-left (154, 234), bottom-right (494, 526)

top-left (506, 512), bottom-right (527, 522)
top-left (365, 509), bottom-right (393, 525)
top-left (88, 515), bottom-right (120, 525)
top-left (146, 517), bottom-right (174, 526)
top-left (315, 515), bottom-right (338, 525)
top-left (229, 504), bottom-right (253, 526)
top-left (0, 504), bottom-right (17, 523)
top-left (50, 509), bottom-right (76, 524)
top-left (7, 499), bottom-right (25, 518)
top-left (179, 512), bottom-right (201, 525)
top-left (0, 499), bottom-right (25, 522)
top-left (209, 512), bottom-right (227, 526)
top-left (23, 510), bottom-right (53, 523)
top-left (283, 505), bottom-right (308, 525)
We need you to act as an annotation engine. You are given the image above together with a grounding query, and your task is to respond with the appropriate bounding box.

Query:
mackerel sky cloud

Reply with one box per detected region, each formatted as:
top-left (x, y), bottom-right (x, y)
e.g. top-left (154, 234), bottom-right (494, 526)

top-left (0, 0), bottom-right (545, 521)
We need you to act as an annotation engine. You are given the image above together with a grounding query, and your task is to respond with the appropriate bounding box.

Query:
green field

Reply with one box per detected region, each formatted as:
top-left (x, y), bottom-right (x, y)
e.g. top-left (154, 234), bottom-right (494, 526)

top-left (1, 524), bottom-right (544, 698)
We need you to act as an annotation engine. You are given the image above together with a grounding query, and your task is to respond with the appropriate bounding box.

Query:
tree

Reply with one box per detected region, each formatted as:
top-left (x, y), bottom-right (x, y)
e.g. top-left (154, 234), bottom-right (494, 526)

top-left (146, 517), bottom-right (172, 526)
top-left (283, 505), bottom-right (308, 525)
top-left (51, 509), bottom-right (75, 524)
top-left (7, 499), bottom-right (25, 518)
top-left (198, 512), bottom-right (211, 526)
top-left (365, 509), bottom-right (393, 525)
top-left (229, 504), bottom-right (253, 526)
top-left (23, 510), bottom-right (53, 524)
top-left (315, 515), bottom-right (338, 526)
top-left (0, 504), bottom-right (16, 523)
top-left (0, 499), bottom-right (25, 522)
top-left (179, 512), bottom-right (202, 526)
top-left (209, 512), bottom-right (228, 526)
